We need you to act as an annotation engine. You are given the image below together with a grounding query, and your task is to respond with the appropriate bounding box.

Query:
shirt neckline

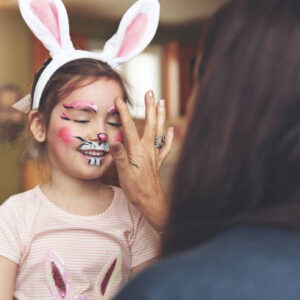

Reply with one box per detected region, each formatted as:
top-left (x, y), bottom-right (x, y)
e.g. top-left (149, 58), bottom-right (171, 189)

top-left (34, 184), bottom-right (119, 223)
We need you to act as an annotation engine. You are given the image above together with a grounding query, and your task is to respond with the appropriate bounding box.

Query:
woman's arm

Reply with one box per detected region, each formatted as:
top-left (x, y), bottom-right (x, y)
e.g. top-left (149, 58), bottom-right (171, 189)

top-left (110, 91), bottom-right (174, 231)
top-left (0, 256), bottom-right (17, 300)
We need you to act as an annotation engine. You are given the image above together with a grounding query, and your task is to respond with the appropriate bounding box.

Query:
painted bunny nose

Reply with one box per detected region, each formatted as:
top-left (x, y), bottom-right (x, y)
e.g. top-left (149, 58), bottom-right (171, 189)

top-left (97, 133), bottom-right (108, 143)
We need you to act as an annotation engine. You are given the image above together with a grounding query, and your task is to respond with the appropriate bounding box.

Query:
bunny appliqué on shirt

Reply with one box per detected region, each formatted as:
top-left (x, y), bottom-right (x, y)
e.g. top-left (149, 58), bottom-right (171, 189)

top-left (45, 250), bottom-right (122, 300)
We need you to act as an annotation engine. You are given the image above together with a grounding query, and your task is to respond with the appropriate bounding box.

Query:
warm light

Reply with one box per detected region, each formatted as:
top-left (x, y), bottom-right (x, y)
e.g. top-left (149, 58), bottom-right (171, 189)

top-left (123, 45), bottom-right (163, 119)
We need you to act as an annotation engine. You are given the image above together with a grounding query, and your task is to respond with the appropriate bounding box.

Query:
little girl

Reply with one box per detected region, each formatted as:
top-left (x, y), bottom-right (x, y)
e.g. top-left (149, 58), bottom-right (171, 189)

top-left (0, 0), bottom-right (163, 299)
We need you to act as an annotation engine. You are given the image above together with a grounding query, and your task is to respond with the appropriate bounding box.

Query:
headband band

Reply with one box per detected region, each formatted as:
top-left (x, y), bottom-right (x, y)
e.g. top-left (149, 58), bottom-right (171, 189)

top-left (13, 0), bottom-right (160, 113)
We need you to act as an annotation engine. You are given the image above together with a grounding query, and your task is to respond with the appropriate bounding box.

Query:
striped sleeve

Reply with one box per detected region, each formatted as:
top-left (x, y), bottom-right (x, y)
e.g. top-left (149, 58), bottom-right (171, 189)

top-left (0, 198), bottom-right (22, 264)
top-left (130, 211), bottom-right (160, 268)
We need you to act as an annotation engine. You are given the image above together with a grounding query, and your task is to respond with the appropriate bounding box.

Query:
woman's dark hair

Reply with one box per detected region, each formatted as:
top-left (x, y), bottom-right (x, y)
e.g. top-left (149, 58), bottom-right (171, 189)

top-left (28, 58), bottom-right (130, 160)
top-left (163, 0), bottom-right (300, 256)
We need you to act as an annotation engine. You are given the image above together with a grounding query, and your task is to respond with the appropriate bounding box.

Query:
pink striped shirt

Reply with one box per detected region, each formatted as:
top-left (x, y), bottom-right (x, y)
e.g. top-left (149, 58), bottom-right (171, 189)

top-left (0, 185), bottom-right (160, 299)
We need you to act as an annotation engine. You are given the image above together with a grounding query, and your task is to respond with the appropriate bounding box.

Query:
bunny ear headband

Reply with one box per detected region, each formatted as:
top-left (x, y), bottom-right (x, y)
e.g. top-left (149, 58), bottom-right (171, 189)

top-left (13, 0), bottom-right (160, 113)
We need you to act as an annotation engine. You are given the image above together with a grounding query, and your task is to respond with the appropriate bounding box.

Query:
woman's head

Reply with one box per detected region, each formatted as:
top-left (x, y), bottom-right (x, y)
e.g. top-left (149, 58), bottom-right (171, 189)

top-left (163, 0), bottom-right (300, 255)
top-left (28, 58), bottom-right (129, 179)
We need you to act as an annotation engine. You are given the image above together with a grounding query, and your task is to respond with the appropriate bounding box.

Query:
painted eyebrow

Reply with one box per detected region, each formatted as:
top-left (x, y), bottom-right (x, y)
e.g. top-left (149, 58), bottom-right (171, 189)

top-left (107, 105), bottom-right (119, 115)
top-left (63, 101), bottom-right (98, 113)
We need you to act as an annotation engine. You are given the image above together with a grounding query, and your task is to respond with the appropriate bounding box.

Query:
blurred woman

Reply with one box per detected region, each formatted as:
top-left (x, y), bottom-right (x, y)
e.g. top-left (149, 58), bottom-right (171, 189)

top-left (115, 0), bottom-right (300, 298)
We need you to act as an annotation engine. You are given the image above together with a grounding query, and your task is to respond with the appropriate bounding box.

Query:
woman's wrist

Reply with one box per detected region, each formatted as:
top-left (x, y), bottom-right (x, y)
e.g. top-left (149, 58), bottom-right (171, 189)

top-left (134, 188), bottom-right (169, 232)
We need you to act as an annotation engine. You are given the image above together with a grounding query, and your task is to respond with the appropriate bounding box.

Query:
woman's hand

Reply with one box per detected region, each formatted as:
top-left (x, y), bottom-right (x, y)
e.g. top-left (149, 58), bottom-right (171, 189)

top-left (110, 91), bottom-right (174, 232)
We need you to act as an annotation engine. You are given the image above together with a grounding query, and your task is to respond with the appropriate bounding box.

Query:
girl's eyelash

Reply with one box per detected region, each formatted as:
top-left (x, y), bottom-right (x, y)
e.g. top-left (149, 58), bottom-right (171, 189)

top-left (74, 120), bottom-right (90, 124)
top-left (107, 122), bottom-right (122, 127)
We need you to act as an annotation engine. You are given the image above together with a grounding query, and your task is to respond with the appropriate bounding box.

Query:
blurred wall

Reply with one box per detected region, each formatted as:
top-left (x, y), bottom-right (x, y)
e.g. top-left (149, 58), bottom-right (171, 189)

top-left (0, 11), bottom-right (31, 91)
top-left (0, 11), bottom-right (31, 203)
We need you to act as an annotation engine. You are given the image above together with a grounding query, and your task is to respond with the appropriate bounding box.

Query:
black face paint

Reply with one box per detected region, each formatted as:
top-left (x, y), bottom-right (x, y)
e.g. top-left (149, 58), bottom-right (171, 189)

top-left (75, 136), bottom-right (110, 167)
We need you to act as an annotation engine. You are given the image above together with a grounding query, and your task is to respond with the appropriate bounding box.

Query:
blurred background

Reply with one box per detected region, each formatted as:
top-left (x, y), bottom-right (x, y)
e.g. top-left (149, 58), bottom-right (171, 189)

top-left (0, 0), bottom-right (228, 203)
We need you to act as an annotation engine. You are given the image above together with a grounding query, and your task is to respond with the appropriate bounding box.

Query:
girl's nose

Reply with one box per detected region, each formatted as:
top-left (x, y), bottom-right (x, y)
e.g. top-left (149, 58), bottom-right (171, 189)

top-left (97, 133), bottom-right (108, 143)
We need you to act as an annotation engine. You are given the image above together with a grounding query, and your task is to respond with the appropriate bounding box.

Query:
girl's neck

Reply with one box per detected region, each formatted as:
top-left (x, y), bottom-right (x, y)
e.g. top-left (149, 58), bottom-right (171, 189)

top-left (40, 168), bottom-right (114, 216)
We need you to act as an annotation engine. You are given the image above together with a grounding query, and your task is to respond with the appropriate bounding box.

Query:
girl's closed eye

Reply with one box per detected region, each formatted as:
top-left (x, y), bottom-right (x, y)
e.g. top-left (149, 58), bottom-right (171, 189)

top-left (107, 122), bottom-right (122, 127)
top-left (64, 110), bottom-right (92, 124)
top-left (107, 116), bottom-right (122, 127)
top-left (74, 119), bottom-right (90, 124)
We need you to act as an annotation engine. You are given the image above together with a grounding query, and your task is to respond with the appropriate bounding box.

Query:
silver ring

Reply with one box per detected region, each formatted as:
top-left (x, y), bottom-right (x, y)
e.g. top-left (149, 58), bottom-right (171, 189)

top-left (154, 135), bottom-right (166, 149)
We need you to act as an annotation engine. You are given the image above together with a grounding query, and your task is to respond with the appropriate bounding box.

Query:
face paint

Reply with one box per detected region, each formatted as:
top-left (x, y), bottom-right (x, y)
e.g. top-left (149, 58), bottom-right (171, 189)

top-left (75, 136), bottom-right (110, 167)
top-left (58, 127), bottom-right (74, 144)
top-left (107, 105), bottom-right (118, 115)
top-left (97, 133), bottom-right (108, 143)
top-left (114, 132), bottom-right (123, 143)
top-left (63, 100), bottom-right (98, 112)
top-left (60, 112), bottom-right (71, 121)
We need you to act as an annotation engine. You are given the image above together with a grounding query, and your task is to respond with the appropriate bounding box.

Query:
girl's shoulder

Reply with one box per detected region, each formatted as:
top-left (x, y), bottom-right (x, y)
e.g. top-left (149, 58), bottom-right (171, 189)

top-left (1, 185), bottom-right (42, 214)
top-left (110, 185), bottom-right (141, 216)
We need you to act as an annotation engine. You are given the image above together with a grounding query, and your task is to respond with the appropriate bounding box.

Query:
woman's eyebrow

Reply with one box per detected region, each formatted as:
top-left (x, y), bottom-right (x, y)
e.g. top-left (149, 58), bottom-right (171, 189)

top-left (63, 100), bottom-right (98, 113)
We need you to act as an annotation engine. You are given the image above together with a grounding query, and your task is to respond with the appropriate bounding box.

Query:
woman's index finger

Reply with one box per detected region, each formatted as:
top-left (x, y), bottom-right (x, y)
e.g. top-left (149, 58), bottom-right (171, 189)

top-left (115, 98), bottom-right (140, 147)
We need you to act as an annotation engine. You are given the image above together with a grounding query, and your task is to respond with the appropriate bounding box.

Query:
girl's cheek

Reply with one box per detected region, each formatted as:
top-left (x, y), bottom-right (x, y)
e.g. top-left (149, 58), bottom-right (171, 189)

top-left (58, 126), bottom-right (75, 144)
top-left (114, 131), bottom-right (123, 143)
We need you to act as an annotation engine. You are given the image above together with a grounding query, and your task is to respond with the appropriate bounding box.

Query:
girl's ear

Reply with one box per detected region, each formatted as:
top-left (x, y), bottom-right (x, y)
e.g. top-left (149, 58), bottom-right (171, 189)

top-left (28, 110), bottom-right (47, 143)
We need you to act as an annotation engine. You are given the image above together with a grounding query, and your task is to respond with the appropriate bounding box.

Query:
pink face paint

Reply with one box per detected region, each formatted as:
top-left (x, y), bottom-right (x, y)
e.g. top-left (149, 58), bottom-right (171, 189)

top-left (114, 132), bottom-right (123, 143)
top-left (107, 105), bottom-right (118, 114)
top-left (64, 100), bottom-right (98, 112)
top-left (58, 127), bottom-right (74, 144)
top-left (60, 112), bottom-right (70, 120)
top-left (98, 133), bottom-right (108, 143)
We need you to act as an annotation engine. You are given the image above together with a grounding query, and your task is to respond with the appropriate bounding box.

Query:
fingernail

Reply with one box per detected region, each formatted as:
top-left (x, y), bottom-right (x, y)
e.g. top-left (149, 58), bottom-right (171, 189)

top-left (159, 99), bottom-right (165, 107)
top-left (148, 90), bottom-right (154, 98)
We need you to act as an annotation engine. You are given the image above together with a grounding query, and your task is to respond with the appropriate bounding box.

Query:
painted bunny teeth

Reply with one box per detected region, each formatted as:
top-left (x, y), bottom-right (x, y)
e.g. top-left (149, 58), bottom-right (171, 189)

top-left (81, 151), bottom-right (104, 157)
top-left (88, 157), bottom-right (103, 167)
top-left (79, 143), bottom-right (109, 152)
top-left (14, 0), bottom-right (160, 113)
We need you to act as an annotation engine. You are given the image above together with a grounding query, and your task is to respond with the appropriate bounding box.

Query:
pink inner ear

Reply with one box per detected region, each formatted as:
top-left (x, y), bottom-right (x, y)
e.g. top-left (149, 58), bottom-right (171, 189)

top-left (30, 0), bottom-right (61, 46)
top-left (117, 13), bottom-right (148, 58)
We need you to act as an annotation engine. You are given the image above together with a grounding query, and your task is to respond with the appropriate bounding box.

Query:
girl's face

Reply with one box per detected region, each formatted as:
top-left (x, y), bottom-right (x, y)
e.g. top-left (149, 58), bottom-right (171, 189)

top-left (46, 78), bottom-right (124, 180)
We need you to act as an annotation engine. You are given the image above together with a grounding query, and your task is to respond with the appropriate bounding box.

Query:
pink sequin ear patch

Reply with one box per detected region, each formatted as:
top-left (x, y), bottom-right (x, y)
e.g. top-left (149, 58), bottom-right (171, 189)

top-left (30, 0), bottom-right (61, 46)
top-left (45, 251), bottom-right (73, 299)
top-left (117, 13), bottom-right (148, 58)
top-left (95, 250), bottom-right (122, 299)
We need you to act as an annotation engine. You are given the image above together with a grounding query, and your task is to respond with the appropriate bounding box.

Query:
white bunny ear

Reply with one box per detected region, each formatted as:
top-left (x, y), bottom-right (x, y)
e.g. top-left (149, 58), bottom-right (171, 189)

top-left (101, 0), bottom-right (160, 66)
top-left (18, 0), bottom-right (74, 57)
